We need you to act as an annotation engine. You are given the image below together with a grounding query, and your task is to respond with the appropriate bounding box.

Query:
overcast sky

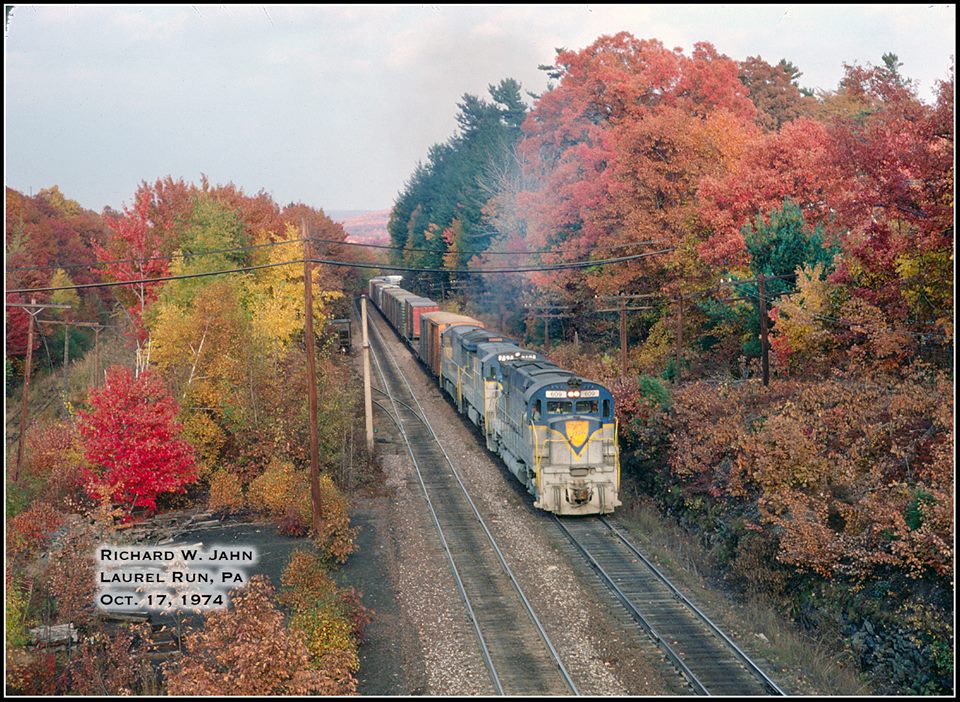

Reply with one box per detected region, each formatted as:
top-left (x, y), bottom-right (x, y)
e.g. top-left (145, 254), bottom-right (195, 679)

top-left (4, 4), bottom-right (955, 214)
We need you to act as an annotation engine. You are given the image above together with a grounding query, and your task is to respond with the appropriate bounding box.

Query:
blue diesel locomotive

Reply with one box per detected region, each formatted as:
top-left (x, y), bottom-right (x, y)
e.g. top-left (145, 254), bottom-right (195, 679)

top-left (368, 276), bottom-right (621, 516)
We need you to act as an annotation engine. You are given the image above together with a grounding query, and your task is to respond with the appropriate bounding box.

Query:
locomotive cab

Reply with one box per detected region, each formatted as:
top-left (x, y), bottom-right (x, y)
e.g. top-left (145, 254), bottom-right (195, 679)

top-left (527, 376), bottom-right (620, 515)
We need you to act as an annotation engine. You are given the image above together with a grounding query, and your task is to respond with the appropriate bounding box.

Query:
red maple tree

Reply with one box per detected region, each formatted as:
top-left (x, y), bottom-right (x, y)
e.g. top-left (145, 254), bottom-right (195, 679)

top-left (93, 189), bottom-right (170, 343)
top-left (77, 365), bottom-right (197, 514)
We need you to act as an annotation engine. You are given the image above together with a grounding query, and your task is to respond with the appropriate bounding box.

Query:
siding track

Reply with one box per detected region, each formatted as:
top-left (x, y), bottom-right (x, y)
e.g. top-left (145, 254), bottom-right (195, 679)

top-left (554, 515), bottom-right (785, 696)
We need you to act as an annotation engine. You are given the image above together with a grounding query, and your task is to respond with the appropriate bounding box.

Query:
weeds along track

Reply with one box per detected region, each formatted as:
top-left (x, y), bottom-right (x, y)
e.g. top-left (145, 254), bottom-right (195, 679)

top-left (554, 516), bottom-right (785, 696)
top-left (364, 303), bottom-right (578, 696)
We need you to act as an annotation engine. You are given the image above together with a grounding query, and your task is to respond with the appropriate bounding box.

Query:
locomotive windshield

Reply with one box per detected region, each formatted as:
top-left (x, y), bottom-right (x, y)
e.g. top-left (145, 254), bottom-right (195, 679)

top-left (575, 400), bottom-right (599, 414)
top-left (547, 401), bottom-right (572, 415)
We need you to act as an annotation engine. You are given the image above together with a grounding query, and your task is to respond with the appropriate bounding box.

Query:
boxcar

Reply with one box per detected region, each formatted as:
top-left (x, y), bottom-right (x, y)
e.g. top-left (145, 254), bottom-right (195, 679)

top-left (403, 297), bottom-right (439, 342)
top-left (418, 311), bottom-right (483, 379)
top-left (382, 287), bottom-right (419, 337)
top-left (368, 275), bottom-right (402, 302)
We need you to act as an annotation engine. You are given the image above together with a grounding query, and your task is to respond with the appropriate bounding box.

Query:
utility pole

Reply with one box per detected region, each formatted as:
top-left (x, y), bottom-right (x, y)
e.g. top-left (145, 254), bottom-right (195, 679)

top-left (94, 325), bottom-right (101, 387)
top-left (15, 299), bottom-right (37, 483)
top-left (63, 322), bottom-right (70, 392)
top-left (7, 299), bottom-right (71, 481)
top-left (619, 297), bottom-right (627, 378)
top-left (302, 227), bottom-right (322, 536)
top-left (526, 304), bottom-right (572, 355)
top-left (757, 273), bottom-right (770, 387)
top-left (36, 320), bottom-right (106, 395)
top-left (675, 292), bottom-right (684, 383)
top-left (361, 296), bottom-right (374, 459)
top-left (596, 294), bottom-right (658, 379)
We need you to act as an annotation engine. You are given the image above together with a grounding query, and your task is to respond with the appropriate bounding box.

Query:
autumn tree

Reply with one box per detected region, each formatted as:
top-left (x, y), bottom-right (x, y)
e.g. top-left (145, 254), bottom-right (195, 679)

top-left (826, 58), bottom-right (954, 338)
top-left (5, 186), bottom-right (111, 358)
top-left (514, 35), bottom-right (756, 301)
top-left (77, 365), bottom-right (197, 515)
top-left (389, 78), bottom-right (528, 297)
top-left (738, 56), bottom-right (814, 131)
top-left (697, 118), bottom-right (844, 268)
top-left (243, 223), bottom-right (342, 354)
top-left (94, 188), bottom-right (171, 355)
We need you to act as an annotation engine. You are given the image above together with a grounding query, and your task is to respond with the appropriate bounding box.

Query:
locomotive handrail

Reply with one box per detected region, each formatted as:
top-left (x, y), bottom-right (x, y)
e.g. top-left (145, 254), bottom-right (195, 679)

top-left (614, 417), bottom-right (620, 490)
top-left (530, 422), bottom-right (542, 494)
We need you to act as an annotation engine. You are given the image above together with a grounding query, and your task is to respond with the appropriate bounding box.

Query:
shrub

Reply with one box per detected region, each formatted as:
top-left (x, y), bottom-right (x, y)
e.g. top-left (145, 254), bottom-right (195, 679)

top-left (164, 576), bottom-right (329, 695)
top-left (277, 506), bottom-right (310, 537)
top-left (278, 550), bottom-right (339, 612)
top-left (313, 475), bottom-right (358, 563)
top-left (25, 420), bottom-right (84, 477)
top-left (247, 459), bottom-right (297, 516)
top-left (23, 420), bottom-right (88, 508)
top-left (62, 628), bottom-right (144, 695)
top-left (5, 576), bottom-right (31, 648)
top-left (5, 650), bottom-right (60, 695)
top-left (7, 502), bottom-right (65, 558)
top-left (44, 521), bottom-right (97, 627)
top-left (279, 550), bottom-right (371, 695)
top-left (207, 470), bottom-right (244, 515)
top-left (249, 462), bottom-right (357, 561)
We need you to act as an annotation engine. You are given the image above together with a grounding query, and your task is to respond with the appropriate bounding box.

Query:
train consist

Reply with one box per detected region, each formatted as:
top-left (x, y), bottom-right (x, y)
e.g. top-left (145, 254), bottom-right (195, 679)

top-left (368, 276), bottom-right (621, 516)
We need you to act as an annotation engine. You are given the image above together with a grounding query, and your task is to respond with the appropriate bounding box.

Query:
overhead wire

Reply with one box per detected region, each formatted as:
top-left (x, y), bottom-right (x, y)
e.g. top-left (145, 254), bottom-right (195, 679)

top-left (6, 248), bottom-right (676, 295)
top-left (6, 235), bottom-right (672, 273)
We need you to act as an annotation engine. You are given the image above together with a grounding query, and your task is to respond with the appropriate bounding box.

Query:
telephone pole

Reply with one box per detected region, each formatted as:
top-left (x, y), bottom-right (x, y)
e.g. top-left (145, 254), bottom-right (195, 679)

top-left (675, 292), bottom-right (684, 383)
top-left (526, 304), bottom-right (572, 354)
top-left (595, 293), bottom-right (658, 378)
top-left (757, 273), bottom-right (770, 387)
top-left (35, 320), bottom-right (106, 395)
top-left (94, 325), bottom-right (101, 387)
top-left (7, 299), bottom-right (71, 481)
top-left (302, 228), bottom-right (322, 536)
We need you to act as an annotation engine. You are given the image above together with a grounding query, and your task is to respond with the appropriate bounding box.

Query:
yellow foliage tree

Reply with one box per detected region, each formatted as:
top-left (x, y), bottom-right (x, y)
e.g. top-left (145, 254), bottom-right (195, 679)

top-left (769, 263), bottom-right (836, 372)
top-left (242, 224), bottom-right (342, 353)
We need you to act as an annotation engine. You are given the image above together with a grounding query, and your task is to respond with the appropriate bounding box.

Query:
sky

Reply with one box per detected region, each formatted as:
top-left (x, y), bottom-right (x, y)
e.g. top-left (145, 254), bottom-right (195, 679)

top-left (4, 4), bottom-right (956, 215)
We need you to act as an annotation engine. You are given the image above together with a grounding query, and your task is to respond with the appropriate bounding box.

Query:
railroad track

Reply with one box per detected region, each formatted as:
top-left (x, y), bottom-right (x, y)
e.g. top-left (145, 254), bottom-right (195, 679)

top-left (554, 515), bottom-right (785, 696)
top-left (364, 303), bottom-right (578, 696)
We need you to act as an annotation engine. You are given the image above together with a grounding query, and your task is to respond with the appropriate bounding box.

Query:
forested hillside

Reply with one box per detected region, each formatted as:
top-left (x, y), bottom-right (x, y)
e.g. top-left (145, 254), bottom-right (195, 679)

top-left (6, 178), bottom-right (373, 694)
top-left (388, 35), bottom-right (953, 694)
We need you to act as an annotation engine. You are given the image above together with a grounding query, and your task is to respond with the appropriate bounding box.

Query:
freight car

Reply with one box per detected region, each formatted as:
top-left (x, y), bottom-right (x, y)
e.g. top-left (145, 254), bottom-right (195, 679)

top-left (367, 276), bottom-right (620, 515)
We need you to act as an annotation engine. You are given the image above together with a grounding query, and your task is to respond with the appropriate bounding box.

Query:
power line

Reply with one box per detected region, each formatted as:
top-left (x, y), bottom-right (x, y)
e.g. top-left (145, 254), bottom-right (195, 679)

top-left (322, 248), bottom-right (675, 275)
top-left (6, 235), bottom-right (672, 273)
top-left (359, 237), bottom-right (672, 257)
top-left (5, 237), bottom-right (317, 273)
top-left (6, 248), bottom-right (676, 295)
top-left (6, 260), bottom-right (306, 294)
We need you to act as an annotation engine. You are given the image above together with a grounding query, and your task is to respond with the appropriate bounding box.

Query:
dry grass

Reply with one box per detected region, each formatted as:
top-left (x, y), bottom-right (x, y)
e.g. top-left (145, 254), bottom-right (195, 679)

top-left (616, 490), bottom-right (872, 696)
